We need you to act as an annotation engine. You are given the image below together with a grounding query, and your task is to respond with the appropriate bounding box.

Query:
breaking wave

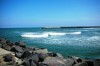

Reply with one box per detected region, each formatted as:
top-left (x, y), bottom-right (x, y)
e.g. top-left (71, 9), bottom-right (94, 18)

top-left (21, 31), bottom-right (81, 38)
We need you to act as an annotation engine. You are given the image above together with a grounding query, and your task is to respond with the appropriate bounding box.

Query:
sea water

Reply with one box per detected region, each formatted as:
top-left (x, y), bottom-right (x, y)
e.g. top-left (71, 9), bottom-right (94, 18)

top-left (0, 28), bottom-right (100, 59)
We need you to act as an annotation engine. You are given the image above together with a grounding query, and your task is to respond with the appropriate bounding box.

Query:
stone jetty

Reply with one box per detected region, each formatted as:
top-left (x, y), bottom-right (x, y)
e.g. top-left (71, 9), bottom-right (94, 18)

top-left (0, 37), bottom-right (100, 66)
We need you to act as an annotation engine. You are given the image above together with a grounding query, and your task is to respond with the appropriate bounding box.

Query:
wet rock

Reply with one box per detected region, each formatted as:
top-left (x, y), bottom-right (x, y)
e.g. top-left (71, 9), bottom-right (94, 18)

top-left (3, 54), bottom-right (13, 62)
top-left (11, 46), bottom-right (23, 53)
top-left (43, 57), bottom-right (67, 66)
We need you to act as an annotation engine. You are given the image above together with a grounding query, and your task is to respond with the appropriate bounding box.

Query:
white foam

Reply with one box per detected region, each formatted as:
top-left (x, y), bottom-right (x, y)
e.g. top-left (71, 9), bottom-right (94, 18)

top-left (66, 31), bottom-right (81, 35)
top-left (21, 34), bottom-right (48, 38)
top-left (21, 31), bottom-right (81, 38)
top-left (43, 32), bottom-right (66, 36)
top-left (87, 36), bottom-right (100, 41)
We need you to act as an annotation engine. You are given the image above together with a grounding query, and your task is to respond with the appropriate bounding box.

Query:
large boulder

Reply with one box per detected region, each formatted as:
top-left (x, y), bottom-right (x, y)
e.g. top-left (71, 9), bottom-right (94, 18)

top-left (11, 46), bottom-right (23, 53)
top-left (21, 50), bottom-right (32, 59)
top-left (29, 54), bottom-right (39, 62)
top-left (38, 53), bottom-right (48, 62)
top-left (6, 40), bottom-right (13, 46)
top-left (15, 41), bottom-right (26, 48)
top-left (43, 57), bottom-right (67, 66)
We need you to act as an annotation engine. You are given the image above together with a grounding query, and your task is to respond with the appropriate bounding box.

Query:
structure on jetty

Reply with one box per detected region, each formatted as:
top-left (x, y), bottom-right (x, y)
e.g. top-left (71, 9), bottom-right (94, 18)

top-left (0, 38), bottom-right (100, 66)
top-left (41, 26), bottom-right (100, 29)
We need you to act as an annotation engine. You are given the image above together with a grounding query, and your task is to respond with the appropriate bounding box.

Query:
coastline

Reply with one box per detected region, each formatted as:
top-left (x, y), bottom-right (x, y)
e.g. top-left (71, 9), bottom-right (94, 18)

top-left (0, 38), bottom-right (100, 66)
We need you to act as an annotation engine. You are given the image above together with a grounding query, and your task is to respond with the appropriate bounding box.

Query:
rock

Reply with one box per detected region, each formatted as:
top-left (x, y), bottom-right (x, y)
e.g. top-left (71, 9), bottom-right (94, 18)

top-left (29, 54), bottom-right (39, 62)
top-left (38, 53), bottom-right (48, 62)
top-left (2, 44), bottom-right (11, 51)
top-left (0, 38), bottom-right (6, 44)
top-left (73, 62), bottom-right (88, 66)
top-left (39, 62), bottom-right (49, 66)
top-left (65, 58), bottom-right (75, 66)
top-left (94, 60), bottom-right (100, 66)
top-left (15, 41), bottom-right (26, 48)
top-left (22, 59), bottom-right (37, 66)
top-left (3, 54), bottom-right (13, 62)
top-left (47, 52), bottom-right (56, 57)
top-left (43, 57), bottom-right (67, 66)
top-left (85, 60), bottom-right (94, 66)
top-left (21, 50), bottom-right (32, 59)
top-left (15, 52), bottom-right (22, 58)
top-left (6, 40), bottom-right (13, 46)
top-left (11, 46), bottom-right (23, 53)
top-left (19, 41), bottom-right (26, 48)
top-left (35, 49), bottom-right (48, 54)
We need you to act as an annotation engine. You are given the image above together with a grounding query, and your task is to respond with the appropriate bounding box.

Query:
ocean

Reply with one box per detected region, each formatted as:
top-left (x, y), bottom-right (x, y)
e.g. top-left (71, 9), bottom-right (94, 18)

top-left (0, 27), bottom-right (100, 59)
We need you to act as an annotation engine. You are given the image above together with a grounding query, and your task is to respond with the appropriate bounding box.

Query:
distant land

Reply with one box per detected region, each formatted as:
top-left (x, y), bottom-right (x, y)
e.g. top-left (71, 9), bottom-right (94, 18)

top-left (41, 26), bottom-right (100, 29)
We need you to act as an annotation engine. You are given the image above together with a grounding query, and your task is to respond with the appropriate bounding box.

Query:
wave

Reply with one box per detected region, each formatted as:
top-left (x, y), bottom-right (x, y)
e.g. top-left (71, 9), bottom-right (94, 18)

top-left (21, 31), bottom-right (81, 38)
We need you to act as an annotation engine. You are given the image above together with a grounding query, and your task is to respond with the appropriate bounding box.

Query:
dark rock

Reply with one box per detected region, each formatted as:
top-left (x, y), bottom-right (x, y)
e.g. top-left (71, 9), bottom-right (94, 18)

top-left (6, 40), bottom-right (13, 46)
top-left (73, 62), bottom-right (88, 66)
top-left (22, 59), bottom-right (37, 66)
top-left (11, 45), bottom-right (23, 53)
top-left (39, 62), bottom-right (49, 66)
top-left (15, 41), bottom-right (26, 48)
top-left (3, 54), bottom-right (13, 62)
top-left (21, 50), bottom-right (32, 59)
top-left (38, 53), bottom-right (48, 62)
top-left (85, 60), bottom-right (94, 66)
top-left (47, 53), bottom-right (55, 57)
top-left (76, 58), bottom-right (82, 63)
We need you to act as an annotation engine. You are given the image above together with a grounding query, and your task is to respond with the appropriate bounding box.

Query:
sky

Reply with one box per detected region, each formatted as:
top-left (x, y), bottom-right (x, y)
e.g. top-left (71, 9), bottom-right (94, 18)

top-left (0, 0), bottom-right (100, 28)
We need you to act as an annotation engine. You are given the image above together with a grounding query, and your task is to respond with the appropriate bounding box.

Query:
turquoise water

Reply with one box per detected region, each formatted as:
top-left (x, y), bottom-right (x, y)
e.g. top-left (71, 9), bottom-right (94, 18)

top-left (0, 28), bottom-right (100, 59)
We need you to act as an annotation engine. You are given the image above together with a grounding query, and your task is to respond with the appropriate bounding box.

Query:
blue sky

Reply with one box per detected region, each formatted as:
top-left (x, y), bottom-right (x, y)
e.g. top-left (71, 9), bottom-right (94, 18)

top-left (0, 0), bottom-right (100, 28)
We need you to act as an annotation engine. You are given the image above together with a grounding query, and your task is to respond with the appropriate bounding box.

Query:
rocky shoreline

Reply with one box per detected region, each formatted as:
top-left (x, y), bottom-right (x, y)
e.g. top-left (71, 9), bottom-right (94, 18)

top-left (0, 38), bottom-right (100, 66)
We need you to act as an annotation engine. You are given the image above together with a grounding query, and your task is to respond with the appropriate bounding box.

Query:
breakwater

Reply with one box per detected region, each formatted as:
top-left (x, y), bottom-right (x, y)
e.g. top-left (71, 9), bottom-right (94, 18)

top-left (0, 37), bottom-right (100, 66)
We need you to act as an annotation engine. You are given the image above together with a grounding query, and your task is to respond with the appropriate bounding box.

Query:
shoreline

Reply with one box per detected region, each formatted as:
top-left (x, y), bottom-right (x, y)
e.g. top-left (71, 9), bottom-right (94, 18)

top-left (0, 37), bottom-right (100, 66)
